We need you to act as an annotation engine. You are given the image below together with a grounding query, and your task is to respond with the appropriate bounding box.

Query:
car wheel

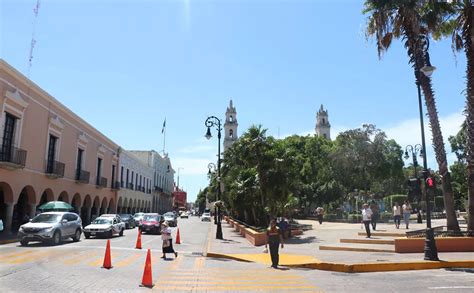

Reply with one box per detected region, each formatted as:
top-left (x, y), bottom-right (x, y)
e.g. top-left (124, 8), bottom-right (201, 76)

top-left (20, 239), bottom-right (28, 246)
top-left (52, 231), bottom-right (61, 245)
top-left (84, 232), bottom-right (90, 239)
top-left (119, 228), bottom-right (124, 236)
top-left (72, 229), bottom-right (81, 242)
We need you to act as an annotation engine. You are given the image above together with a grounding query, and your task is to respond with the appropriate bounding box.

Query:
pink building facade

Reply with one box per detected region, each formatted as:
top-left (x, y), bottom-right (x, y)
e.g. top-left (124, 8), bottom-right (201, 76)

top-left (0, 60), bottom-right (123, 232)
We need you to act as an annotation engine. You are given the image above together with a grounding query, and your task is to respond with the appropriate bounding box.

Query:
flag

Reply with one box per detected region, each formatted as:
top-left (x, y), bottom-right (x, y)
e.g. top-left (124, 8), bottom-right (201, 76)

top-left (161, 118), bottom-right (166, 133)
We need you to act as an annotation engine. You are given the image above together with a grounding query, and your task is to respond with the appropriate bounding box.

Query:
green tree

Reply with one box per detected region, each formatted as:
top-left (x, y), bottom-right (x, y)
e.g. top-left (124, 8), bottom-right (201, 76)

top-left (363, 0), bottom-right (460, 230)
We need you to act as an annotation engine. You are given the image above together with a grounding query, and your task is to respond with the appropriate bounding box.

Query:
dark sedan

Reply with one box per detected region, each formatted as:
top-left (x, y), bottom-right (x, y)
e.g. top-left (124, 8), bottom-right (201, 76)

top-left (119, 214), bottom-right (136, 229)
top-left (140, 214), bottom-right (162, 234)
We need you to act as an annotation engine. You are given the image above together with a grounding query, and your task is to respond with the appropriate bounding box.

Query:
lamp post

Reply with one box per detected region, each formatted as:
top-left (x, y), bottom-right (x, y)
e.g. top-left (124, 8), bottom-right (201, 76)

top-left (415, 35), bottom-right (438, 261)
top-left (205, 116), bottom-right (223, 240)
top-left (404, 144), bottom-right (422, 178)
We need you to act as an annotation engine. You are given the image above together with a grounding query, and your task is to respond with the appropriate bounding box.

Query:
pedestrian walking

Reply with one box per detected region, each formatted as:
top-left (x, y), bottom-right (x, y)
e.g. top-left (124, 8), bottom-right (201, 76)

top-left (393, 202), bottom-right (401, 229)
top-left (161, 221), bottom-right (178, 260)
top-left (264, 219), bottom-right (284, 269)
top-left (370, 201), bottom-right (379, 230)
top-left (316, 207), bottom-right (324, 224)
top-left (402, 200), bottom-right (413, 229)
top-left (362, 204), bottom-right (373, 238)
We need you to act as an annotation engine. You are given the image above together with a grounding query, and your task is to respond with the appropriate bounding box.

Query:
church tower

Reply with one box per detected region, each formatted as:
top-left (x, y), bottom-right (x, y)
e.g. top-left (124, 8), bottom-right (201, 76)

top-left (224, 99), bottom-right (238, 152)
top-left (315, 104), bottom-right (331, 140)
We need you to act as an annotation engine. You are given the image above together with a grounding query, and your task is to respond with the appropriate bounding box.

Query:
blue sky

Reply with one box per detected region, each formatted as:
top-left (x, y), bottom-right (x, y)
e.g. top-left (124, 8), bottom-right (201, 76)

top-left (1, 0), bottom-right (467, 201)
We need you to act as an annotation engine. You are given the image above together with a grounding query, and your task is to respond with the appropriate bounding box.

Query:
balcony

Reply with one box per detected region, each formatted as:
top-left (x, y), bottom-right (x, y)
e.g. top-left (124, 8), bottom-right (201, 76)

top-left (45, 160), bottom-right (65, 178)
top-left (75, 169), bottom-right (90, 184)
top-left (0, 146), bottom-right (27, 169)
top-left (128, 183), bottom-right (134, 190)
top-left (141, 187), bottom-right (145, 192)
top-left (112, 181), bottom-right (121, 190)
top-left (96, 177), bottom-right (107, 188)
top-left (154, 186), bottom-right (163, 193)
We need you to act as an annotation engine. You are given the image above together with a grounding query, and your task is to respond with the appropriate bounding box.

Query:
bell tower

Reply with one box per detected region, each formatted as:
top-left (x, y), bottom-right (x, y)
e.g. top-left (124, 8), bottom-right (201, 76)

top-left (224, 99), bottom-right (238, 152)
top-left (315, 104), bottom-right (331, 140)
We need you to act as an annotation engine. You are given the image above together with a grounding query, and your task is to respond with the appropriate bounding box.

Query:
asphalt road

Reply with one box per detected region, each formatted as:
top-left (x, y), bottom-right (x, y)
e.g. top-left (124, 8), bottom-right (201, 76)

top-left (0, 216), bottom-right (473, 292)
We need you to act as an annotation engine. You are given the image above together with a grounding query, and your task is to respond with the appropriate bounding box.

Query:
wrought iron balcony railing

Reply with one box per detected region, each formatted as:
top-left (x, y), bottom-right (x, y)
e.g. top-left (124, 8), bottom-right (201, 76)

top-left (0, 145), bottom-right (27, 168)
top-left (75, 169), bottom-right (90, 183)
top-left (45, 160), bottom-right (65, 178)
top-left (97, 177), bottom-right (107, 188)
top-left (112, 181), bottom-right (121, 190)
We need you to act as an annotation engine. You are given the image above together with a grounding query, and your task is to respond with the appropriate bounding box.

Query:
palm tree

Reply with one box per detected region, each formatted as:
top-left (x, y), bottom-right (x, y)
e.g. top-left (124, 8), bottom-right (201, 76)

top-left (363, 0), bottom-right (460, 231)
top-left (438, 0), bottom-right (474, 231)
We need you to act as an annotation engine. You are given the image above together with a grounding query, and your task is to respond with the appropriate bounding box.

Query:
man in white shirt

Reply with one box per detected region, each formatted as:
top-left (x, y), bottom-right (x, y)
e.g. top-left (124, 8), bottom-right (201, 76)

top-left (362, 203), bottom-right (373, 238)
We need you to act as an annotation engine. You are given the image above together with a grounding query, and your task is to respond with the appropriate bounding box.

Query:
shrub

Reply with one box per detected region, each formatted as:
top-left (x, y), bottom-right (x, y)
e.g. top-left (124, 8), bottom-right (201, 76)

top-left (383, 194), bottom-right (407, 208)
top-left (324, 214), bottom-right (337, 222)
top-left (380, 212), bottom-right (392, 222)
top-left (348, 213), bottom-right (362, 223)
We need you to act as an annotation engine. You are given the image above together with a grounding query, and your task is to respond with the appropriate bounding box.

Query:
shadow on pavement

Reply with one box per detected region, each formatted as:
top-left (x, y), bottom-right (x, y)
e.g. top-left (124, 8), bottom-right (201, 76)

top-left (285, 236), bottom-right (319, 244)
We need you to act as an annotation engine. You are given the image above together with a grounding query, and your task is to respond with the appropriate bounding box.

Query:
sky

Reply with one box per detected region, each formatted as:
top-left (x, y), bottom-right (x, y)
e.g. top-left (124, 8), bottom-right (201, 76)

top-left (1, 0), bottom-right (467, 202)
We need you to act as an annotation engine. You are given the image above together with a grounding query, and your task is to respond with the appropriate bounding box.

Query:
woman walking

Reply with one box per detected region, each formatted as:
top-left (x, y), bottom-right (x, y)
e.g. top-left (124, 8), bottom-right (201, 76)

top-left (265, 219), bottom-right (284, 269)
top-left (161, 222), bottom-right (178, 260)
top-left (362, 204), bottom-right (373, 238)
top-left (402, 200), bottom-right (413, 229)
top-left (393, 202), bottom-right (401, 229)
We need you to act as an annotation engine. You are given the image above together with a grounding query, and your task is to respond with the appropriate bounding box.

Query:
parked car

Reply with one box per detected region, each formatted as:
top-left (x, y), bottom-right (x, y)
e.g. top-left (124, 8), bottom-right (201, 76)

top-left (17, 212), bottom-right (82, 246)
top-left (83, 215), bottom-right (125, 238)
top-left (163, 212), bottom-right (177, 227)
top-left (180, 211), bottom-right (188, 219)
top-left (201, 212), bottom-right (212, 222)
top-left (140, 214), bottom-right (162, 234)
top-left (119, 214), bottom-right (136, 229)
top-left (133, 212), bottom-right (145, 226)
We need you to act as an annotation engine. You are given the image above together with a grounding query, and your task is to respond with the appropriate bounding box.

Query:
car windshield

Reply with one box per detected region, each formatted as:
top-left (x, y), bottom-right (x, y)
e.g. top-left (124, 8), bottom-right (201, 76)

top-left (143, 215), bottom-right (158, 221)
top-left (203, 213), bottom-right (210, 217)
top-left (164, 213), bottom-right (174, 218)
top-left (119, 215), bottom-right (130, 219)
top-left (31, 214), bottom-right (62, 223)
top-left (133, 213), bottom-right (144, 218)
top-left (92, 218), bottom-right (112, 224)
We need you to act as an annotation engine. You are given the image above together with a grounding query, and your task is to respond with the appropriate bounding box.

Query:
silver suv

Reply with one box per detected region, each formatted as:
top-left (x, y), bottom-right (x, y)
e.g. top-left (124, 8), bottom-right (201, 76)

top-left (18, 212), bottom-right (82, 246)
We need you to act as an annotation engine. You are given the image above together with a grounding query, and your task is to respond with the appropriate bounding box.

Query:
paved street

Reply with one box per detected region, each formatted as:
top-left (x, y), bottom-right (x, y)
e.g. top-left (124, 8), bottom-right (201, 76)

top-left (0, 216), bottom-right (473, 292)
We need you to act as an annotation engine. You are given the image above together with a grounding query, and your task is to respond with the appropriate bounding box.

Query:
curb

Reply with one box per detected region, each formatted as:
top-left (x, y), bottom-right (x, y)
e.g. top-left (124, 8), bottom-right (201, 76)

top-left (319, 245), bottom-right (395, 253)
top-left (0, 239), bottom-right (18, 245)
top-left (340, 238), bottom-right (394, 245)
top-left (205, 251), bottom-right (474, 273)
top-left (357, 232), bottom-right (405, 237)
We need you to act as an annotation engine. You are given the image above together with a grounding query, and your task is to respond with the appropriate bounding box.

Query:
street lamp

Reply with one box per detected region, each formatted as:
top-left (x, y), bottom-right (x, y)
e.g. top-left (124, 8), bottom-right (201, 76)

top-left (204, 116), bottom-right (223, 240)
top-left (415, 35), bottom-right (438, 261)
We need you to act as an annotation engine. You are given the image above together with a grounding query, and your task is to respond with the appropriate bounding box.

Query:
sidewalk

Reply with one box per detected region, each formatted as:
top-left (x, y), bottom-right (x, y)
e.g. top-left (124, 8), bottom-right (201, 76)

top-left (206, 218), bottom-right (474, 272)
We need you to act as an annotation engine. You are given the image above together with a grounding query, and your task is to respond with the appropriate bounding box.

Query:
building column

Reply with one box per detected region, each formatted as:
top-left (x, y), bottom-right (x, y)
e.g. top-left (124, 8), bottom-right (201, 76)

top-left (4, 203), bottom-right (14, 234)
top-left (85, 207), bottom-right (91, 225)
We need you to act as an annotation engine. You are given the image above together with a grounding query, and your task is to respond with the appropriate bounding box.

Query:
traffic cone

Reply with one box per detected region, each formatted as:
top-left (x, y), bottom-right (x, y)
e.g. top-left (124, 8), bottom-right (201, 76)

top-left (175, 228), bottom-right (181, 244)
top-left (102, 239), bottom-right (113, 269)
top-left (140, 249), bottom-right (154, 288)
top-left (135, 228), bottom-right (142, 249)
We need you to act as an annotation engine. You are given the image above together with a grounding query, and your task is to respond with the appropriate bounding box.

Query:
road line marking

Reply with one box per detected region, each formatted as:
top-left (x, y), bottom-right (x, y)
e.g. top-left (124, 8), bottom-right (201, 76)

top-left (157, 275), bottom-right (305, 280)
top-left (150, 285), bottom-right (320, 290)
top-left (62, 251), bottom-right (99, 265)
top-left (5, 251), bottom-right (55, 264)
top-left (156, 280), bottom-right (313, 285)
top-left (0, 250), bottom-right (35, 261)
top-left (87, 252), bottom-right (119, 267)
top-left (428, 286), bottom-right (474, 290)
top-left (193, 257), bottom-right (205, 270)
top-left (114, 253), bottom-right (142, 268)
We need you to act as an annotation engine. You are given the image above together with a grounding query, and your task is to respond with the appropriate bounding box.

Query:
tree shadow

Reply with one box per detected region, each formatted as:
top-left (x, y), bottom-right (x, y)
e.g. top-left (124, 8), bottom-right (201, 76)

top-left (284, 236), bottom-right (319, 244)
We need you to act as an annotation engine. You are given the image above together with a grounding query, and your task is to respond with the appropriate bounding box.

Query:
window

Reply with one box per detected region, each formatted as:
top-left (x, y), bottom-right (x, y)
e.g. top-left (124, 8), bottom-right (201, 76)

top-left (230, 115), bottom-right (233, 122)
top-left (96, 157), bottom-right (103, 185)
top-left (131, 171), bottom-right (134, 188)
top-left (323, 134), bottom-right (327, 139)
top-left (229, 129), bottom-right (233, 138)
top-left (136, 173), bottom-right (138, 190)
top-left (111, 165), bottom-right (116, 188)
top-left (1, 113), bottom-right (16, 161)
top-left (46, 135), bottom-right (58, 173)
top-left (76, 148), bottom-right (84, 179)
top-left (126, 169), bottom-right (130, 188)
top-left (322, 118), bottom-right (325, 124)
top-left (121, 166), bottom-right (124, 187)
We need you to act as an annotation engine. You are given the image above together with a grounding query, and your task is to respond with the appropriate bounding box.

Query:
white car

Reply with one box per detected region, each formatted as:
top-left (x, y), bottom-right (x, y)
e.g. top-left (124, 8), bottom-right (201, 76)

top-left (83, 216), bottom-right (125, 238)
top-left (201, 212), bottom-right (211, 222)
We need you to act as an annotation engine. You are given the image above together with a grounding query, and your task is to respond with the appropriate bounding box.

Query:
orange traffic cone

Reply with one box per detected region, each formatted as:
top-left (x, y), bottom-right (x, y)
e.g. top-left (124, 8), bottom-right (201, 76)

top-left (102, 239), bottom-right (113, 269)
top-left (175, 228), bottom-right (181, 244)
top-left (140, 249), bottom-right (154, 288)
top-left (135, 228), bottom-right (142, 249)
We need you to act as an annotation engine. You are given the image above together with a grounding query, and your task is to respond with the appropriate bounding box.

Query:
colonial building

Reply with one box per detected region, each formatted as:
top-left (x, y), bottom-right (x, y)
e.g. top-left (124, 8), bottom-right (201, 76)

top-left (128, 150), bottom-right (174, 214)
top-left (315, 104), bottom-right (331, 140)
top-left (0, 59), bottom-right (120, 230)
top-left (116, 150), bottom-right (154, 215)
top-left (172, 186), bottom-right (187, 210)
top-left (223, 99), bottom-right (238, 152)
top-left (0, 59), bottom-right (176, 233)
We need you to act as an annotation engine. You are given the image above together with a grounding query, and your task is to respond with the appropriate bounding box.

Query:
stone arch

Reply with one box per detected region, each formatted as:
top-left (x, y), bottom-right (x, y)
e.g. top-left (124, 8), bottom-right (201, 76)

top-left (128, 198), bottom-right (133, 214)
top-left (0, 182), bottom-right (14, 204)
top-left (81, 194), bottom-right (92, 225)
top-left (108, 198), bottom-right (115, 213)
top-left (12, 185), bottom-right (37, 232)
top-left (133, 199), bottom-right (137, 213)
top-left (117, 197), bottom-right (123, 214)
top-left (38, 188), bottom-right (54, 208)
top-left (100, 197), bottom-right (108, 215)
top-left (71, 193), bottom-right (81, 214)
top-left (92, 196), bottom-right (100, 219)
top-left (58, 191), bottom-right (69, 203)
top-left (0, 182), bottom-right (14, 232)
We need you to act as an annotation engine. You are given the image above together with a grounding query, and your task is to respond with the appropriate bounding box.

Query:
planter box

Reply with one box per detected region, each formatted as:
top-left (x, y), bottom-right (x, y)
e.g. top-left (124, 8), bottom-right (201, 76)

top-left (244, 227), bottom-right (267, 246)
top-left (395, 237), bottom-right (474, 253)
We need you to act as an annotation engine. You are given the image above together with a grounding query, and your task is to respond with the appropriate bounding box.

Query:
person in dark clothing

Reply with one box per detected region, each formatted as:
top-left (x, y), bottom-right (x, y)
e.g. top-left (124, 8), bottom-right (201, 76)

top-left (265, 219), bottom-right (284, 268)
top-left (161, 221), bottom-right (178, 260)
top-left (370, 201), bottom-right (379, 230)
